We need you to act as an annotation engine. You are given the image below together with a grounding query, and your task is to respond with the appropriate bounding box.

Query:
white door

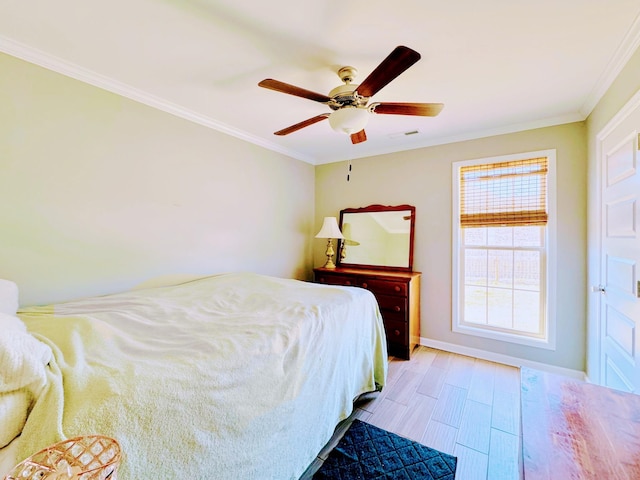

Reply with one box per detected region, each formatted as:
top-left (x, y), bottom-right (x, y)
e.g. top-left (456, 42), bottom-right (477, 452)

top-left (599, 103), bottom-right (640, 393)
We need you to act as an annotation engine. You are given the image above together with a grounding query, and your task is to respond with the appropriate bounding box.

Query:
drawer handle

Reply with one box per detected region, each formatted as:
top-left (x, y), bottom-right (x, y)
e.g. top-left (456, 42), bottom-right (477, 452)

top-left (345, 280), bottom-right (352, 285)
top-left (394, 329), bottom-right (401, 336)
top-left (394, 306), bottom-right (401, 312)
top-left (394, 285), bottom-right (401, 292)
top-left (361, 282), bottom-right (368, 288)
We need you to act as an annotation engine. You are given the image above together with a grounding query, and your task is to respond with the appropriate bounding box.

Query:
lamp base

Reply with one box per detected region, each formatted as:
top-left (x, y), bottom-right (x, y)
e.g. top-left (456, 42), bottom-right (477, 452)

top-left (323, 238), bottom-right (337, 269)
top-left (322, 258), bottom-right (337, 269)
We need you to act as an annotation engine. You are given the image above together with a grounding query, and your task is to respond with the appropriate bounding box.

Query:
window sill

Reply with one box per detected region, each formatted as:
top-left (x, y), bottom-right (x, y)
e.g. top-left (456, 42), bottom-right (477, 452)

top-left (453, 323), bottom-right (556, 350)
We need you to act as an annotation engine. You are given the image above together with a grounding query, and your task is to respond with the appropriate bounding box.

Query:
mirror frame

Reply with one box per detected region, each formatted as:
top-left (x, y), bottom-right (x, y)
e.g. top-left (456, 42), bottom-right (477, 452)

top-left (337, 204), bottom-right (416, 272)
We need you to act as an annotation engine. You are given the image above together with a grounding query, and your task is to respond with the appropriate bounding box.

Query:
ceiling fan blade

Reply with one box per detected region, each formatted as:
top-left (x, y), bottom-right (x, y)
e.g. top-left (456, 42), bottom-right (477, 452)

top-left (354, 46), bottom-right (421, 98)
top-left (259, 79), bottom-right (331, 103)
top-left (350, 130), bottom-right (367, 144)
top-left (371, 102), bottom-right (444, 116)
top-left (274, 114), bottom-right (330, 136)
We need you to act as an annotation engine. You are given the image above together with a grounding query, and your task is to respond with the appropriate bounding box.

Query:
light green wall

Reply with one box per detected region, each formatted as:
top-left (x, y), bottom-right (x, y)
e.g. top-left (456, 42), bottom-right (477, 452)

top-left (315, 122), bottom-right (587, 371)
top-left (585, 46), bottom-right (640, 381)
top-left (0, 52), bottom-right (315, 306)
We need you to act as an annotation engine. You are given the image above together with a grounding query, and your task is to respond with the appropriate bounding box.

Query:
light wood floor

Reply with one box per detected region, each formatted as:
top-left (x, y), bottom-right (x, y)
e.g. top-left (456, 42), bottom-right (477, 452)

top-left (300, 346), bottom-right (522, 480)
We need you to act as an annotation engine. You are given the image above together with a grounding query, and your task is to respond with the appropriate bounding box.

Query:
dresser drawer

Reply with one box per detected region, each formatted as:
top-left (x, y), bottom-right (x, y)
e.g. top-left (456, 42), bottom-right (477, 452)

top-left (384, 318), bottom-right (407, 341)
top-left (381, 310), bottom-right (406, 324)
top-left (315, 274), bottom-right (357, 287)
top-left (362, 278), bottom-right (407, 297)
top-left (384, 319), bottom-right (409, 358)
top-left (376, 294), bottom-right (407, 315)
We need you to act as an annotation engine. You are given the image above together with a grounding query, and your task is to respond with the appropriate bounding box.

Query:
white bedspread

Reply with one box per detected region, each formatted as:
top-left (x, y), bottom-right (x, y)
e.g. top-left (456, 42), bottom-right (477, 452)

top-left (9, 273), bottom-right (387, 479)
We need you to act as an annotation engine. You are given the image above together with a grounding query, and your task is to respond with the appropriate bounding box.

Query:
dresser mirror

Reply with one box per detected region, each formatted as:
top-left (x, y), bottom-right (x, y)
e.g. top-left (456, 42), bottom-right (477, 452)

top-left (337, 204), bottom-right (415, 271)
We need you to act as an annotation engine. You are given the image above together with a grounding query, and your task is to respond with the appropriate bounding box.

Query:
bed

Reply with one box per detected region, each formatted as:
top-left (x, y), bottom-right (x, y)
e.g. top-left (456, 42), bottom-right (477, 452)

top-left (0, 272), bottom-right (387, 479)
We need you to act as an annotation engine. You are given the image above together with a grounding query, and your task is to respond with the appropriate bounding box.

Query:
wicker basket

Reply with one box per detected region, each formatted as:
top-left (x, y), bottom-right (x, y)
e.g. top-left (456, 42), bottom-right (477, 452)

top-left (3, 435), bottom-right (121, 480)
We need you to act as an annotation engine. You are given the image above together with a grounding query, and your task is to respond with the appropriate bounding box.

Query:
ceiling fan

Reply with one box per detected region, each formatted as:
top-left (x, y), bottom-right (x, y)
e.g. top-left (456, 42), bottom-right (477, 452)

top-left (258, 46), bottom-right (443, 145)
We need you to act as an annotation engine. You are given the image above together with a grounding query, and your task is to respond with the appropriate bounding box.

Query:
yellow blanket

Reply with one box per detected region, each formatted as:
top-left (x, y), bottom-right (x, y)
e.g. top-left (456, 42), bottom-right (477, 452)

top-left (15, 273), bottom-right (387, 479)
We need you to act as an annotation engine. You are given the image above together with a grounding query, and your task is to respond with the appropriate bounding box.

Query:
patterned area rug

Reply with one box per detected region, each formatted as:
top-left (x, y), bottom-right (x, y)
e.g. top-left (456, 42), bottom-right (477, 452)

top-left (313, 419), bottom-right (457, 479)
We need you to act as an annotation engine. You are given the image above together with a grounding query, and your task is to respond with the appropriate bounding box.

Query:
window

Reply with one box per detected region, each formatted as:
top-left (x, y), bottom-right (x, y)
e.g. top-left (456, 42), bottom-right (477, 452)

top-left (452, 150), bottom-right (556, 349)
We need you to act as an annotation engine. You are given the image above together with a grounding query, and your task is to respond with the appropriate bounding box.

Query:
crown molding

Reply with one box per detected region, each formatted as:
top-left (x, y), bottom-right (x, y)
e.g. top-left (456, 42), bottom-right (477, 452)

top-left (580, 11), bottom-right (640, 117)
top-left (313, 111), bottom-right (585, 165)
top-left (0, 35), bottom-right (315, 164)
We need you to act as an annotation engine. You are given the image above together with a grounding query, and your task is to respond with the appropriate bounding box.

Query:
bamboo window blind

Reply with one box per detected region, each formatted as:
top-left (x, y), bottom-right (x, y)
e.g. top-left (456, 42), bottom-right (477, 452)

top-left (460, 157), bottom-right (548, 228)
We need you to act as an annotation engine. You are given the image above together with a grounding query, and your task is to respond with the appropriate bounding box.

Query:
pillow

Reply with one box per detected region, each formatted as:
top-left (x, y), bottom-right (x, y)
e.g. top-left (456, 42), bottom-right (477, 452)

top-left (0, 279), bottom-right (19, 315)
top-left (0, 311), bottom-right (27, 333)
top-left (0, 313), bottom-right (52, 394)
top-left (0, 313), bottom-right (51, 448)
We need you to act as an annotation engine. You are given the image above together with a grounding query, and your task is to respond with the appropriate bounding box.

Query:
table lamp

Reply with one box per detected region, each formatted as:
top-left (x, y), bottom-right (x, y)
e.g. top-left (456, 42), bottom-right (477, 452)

top-left (315, 217), bottom-right (344, 269)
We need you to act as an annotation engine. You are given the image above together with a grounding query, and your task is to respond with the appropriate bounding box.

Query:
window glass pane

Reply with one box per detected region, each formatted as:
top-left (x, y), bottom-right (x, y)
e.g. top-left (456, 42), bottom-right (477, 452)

top-left (487, 227), bottom-right (513, 246)
top-left (514, 290), bottom-right (541, 334)
top-left (487, 287), bottom-right (513, 328)
top-left (464, 285), bottom-right (487, 325)
top-left (464, 227), bottom-right (487, 246)
top-left (514, 251), bottom-right (540, 291)
top-left (464, 249), bottom-right (487, 286)
top-left (513, 226), bottom-right (542, 247)
top-left (488, 249), bottom-right (513, 288)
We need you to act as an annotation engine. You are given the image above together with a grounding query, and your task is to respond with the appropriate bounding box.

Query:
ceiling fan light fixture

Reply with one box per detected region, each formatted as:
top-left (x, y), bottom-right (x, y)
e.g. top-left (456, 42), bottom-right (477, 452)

top-left (328, 107), bottom-right (369, 135)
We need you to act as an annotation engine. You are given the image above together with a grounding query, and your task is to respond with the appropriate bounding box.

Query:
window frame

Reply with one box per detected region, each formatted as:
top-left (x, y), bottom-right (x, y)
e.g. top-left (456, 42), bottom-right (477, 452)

top-left (451, 149), bottom-right (557, 350)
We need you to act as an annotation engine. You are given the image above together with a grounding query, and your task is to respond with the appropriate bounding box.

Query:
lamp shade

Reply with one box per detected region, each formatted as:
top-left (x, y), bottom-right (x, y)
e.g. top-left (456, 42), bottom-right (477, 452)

top-left (328, 107), bottom-right (369, 134)
top-left (315, 217), bottom-right (344, 239)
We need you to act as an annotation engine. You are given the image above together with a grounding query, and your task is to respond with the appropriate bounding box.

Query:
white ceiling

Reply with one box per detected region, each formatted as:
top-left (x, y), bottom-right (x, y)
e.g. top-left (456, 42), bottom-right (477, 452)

top-left (2, 0), bottom-right (640, 165)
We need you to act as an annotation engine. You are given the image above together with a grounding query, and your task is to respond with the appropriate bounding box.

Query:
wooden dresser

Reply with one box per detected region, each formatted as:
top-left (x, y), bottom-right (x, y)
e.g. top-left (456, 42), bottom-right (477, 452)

top-left (314, 266), bottom-right (421, 360)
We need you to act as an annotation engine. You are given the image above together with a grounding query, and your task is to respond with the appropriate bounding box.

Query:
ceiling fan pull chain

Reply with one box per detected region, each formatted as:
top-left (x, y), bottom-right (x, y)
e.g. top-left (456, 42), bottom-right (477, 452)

top-left (347, 160), bottom-right (352, 182)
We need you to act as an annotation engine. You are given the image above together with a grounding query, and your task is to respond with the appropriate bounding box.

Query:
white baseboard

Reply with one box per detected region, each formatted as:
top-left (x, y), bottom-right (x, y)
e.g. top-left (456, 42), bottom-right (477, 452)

top-left (420, 337), bottom-right (586, 380)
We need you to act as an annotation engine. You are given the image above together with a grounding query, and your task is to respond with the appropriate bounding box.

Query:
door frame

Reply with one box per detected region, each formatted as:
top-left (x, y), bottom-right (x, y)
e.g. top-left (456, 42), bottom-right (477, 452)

top-left (590, 88), bottom-right (640, 384)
